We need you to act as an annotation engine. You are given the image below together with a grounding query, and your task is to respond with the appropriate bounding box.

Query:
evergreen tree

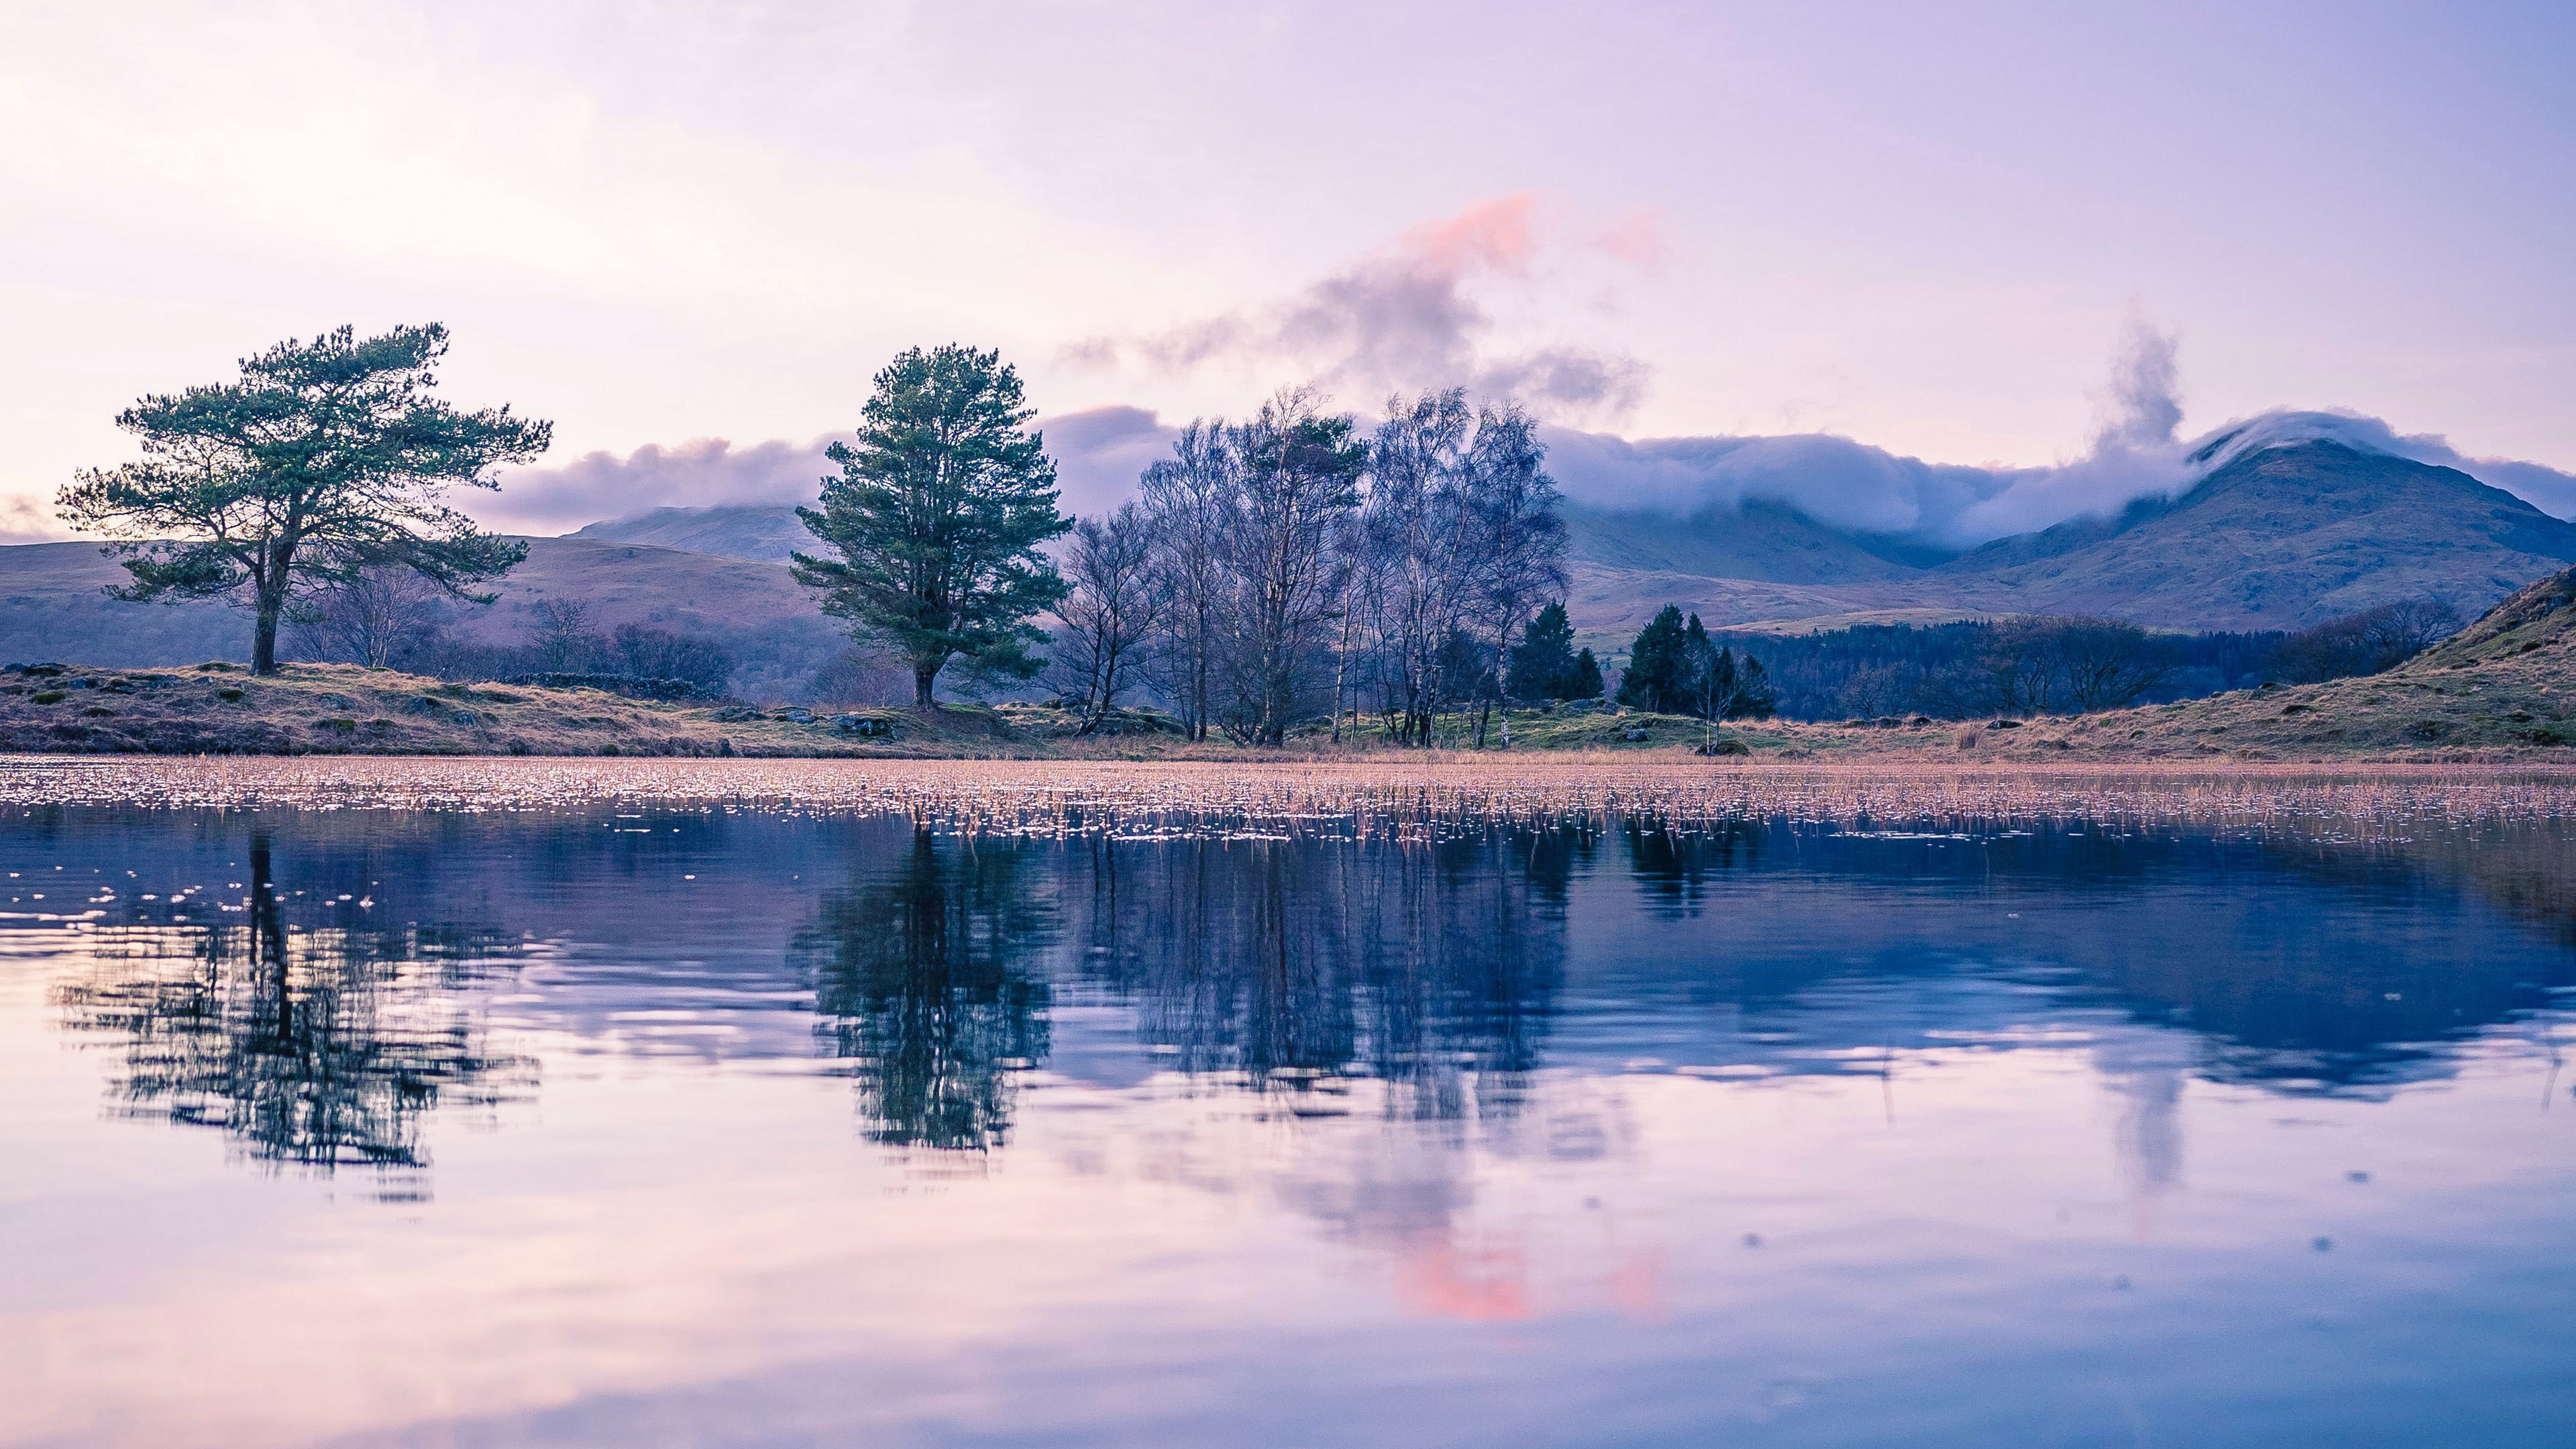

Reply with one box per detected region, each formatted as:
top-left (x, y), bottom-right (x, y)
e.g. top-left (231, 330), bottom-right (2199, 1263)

top-left (1506, 600), bottom-right (1577, 701)
top-left (793, 345), bottom-right (1071, 709)
top-left (1616, 604), bottom-right (1690, 713)
top-left (1568, 646), bottom-right (1605, 700)
top-left (59, 324), bottom-right (546, 674)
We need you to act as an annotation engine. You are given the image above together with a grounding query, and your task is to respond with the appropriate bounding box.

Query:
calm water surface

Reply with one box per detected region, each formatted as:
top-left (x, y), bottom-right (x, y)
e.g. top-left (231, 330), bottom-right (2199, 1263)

top-left (2, 764), bottom-right (2572, 1447)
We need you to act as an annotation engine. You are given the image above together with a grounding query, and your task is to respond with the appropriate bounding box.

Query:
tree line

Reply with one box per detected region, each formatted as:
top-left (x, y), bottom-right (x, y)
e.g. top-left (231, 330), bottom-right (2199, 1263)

top-left (60, 327), bottom-right (2469, 731)
top-left (1723, 598), bottom-right (2462, 722)
top-left (789, 349), bottom-right (1576, 745)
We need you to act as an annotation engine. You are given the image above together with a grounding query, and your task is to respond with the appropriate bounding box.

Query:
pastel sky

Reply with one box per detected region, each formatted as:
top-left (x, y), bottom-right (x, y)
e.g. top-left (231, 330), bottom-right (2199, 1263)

top-left (3, 1), bottom-right (2571, 538)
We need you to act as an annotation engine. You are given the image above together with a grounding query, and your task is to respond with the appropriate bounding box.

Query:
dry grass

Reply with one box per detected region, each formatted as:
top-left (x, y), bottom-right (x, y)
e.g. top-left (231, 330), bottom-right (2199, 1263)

top-left (3, 566), bottom-right (2571, 765)
top-left (6, 755), bottom-right (2573, 845)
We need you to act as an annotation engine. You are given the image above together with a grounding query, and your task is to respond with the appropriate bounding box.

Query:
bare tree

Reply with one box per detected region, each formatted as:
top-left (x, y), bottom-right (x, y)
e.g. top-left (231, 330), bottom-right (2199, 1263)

top-left (1138, 422), bottom-right (1239, 741)
top-left (1055, 502), bottom-right (1163, 733)
top-left (2271, 598), bottom-right (2462, 682)
top-left (1218, 390), bottom-right (1368, 745)
top-left (1358, 390), bottom-right (1485, 746)
top-left (1350, 390), bottom-right (1566, 748)
top-left (2047, 619), bottom-right (2172, 710)
top-left (290, 564), bottom-right (451, 668)
top-left (525, 597), bottom-right (604, 672)
top-left (1459, 399), bottom-right (1566, 747)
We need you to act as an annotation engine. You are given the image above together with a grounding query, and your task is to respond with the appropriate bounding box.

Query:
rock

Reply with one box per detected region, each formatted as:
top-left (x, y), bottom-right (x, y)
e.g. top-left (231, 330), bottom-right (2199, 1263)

top-left (1622, 727), bottom-right (1650, 742)
top-left (774, 707), bottom-right (815, 724)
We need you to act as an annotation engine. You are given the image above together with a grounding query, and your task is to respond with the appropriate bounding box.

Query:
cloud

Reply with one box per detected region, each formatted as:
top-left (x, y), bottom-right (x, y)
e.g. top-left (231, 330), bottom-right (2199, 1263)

top-left (482, 407), bottom-right (1178, 535)
top-left (1040, 405), bottom-right (1179, 519)
top-left (0, 497), bottom-right (57, 545)
top-left (487, 435), bottom-right (839, 534)
top-left (1935, 313), bottom-right (2196, 543)
top-left (1066, 193), bottom-right (1649, 421)
top-left (484, 320), bottom-right (2576, 551)
top-left (1539, 427), bottom-right (2014, 539)
top-left (1532, 313), bottom-right (2576, 547)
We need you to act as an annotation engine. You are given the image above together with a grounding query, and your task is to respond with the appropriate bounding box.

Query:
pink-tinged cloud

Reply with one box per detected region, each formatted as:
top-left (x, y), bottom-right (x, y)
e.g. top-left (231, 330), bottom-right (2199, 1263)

top-left (1062, 196), bottom-right (1648, 421)
top-left (1593, 208), bottom-right (1668, 274)
top-left (1400, 192), bottom-right (1542, 275)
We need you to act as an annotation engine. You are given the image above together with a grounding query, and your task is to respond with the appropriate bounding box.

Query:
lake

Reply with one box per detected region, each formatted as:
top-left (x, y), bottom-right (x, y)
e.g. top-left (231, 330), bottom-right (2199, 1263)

top-left (2, 759), bottom-right (2571, 1448)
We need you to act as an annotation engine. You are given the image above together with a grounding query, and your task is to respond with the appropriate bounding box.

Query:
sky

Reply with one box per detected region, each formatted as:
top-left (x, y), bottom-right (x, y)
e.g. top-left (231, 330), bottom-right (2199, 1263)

top-left (4, 1), bottom-right (2573, 541)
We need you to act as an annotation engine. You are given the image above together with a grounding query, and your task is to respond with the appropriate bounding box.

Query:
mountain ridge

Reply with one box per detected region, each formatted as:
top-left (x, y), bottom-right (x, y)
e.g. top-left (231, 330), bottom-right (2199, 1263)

top-left (9, 439), bottom-right (2573, 684)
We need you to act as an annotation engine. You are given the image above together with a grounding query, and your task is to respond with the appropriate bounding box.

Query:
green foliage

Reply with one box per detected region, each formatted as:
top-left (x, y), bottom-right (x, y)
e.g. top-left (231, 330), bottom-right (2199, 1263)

top-left (1618, 604), bottom-right (1776, 719)
top-left (58, 324), bottom-right (546, 674)
top-left (1616, 605), bottom-right (1690, 713)
top-left (1569, 645), bottom-right (1605, 700)
top-left (792, 346), bottom-right (1071, 708)
top-left (1506, 601), bottom-right (1580, 702)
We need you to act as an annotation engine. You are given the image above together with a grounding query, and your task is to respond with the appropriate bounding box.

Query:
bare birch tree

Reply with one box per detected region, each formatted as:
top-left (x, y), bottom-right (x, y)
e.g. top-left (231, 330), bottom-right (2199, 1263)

top-left (1137, 423), bottom-right (1238, 741)
top-left (1216, 389), bottom-right (1366, 745)
top-left (1055, 502), bottom-right (1163, 733)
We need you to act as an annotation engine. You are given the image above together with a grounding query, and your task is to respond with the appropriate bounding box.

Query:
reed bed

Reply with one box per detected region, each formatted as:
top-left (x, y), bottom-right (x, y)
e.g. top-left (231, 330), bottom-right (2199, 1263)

top-left (4, 755), bottom-right (2574, 844)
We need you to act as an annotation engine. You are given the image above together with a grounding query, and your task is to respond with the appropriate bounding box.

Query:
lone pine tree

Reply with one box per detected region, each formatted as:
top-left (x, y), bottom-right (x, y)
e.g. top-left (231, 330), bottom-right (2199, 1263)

top-left (60, 324), bottom-right (547, 674)
top-left (792, 346), bottom-right (1071, 709)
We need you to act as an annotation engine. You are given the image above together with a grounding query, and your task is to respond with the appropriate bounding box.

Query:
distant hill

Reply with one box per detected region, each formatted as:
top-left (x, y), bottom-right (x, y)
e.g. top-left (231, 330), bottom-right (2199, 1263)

top-left (1570, 441), bottom-right (2576, 637)
top-left (0, 537), bottom-right (840, 696)
top-left (570, 503), bottom-right (814, 562)
top-left (1934, 441), bottom-right (2576, 627)
top-left (11, 437), bottom-right (2573, 686)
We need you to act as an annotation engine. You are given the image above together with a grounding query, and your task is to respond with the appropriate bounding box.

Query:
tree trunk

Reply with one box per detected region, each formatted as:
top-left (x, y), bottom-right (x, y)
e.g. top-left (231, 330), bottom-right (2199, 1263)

top-left (913, 659), bottom-right (940, 711)
top-left (252, 594), bottom-right (283, 675)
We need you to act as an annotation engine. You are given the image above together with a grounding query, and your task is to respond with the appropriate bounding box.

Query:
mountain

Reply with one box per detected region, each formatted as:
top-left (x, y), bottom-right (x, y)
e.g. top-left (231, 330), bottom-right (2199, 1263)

top-left (569, 503), bottom-right (813, 561)
top-left (1566, 441), bottom-right (2576, 637)
top-left (1934, 441), bottom-right (2576, 627)
top-left (11, 437), bottom-right (2574, 685)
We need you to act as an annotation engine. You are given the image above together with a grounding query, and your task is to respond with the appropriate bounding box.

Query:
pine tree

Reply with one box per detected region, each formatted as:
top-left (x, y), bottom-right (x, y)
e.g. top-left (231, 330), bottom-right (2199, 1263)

top-left (1507, 600), bottom-right (1577, 701)
top-left (59, 324), bottom-right (545, 674)
top-left (1616, 604), bottom-right (1690, 713)
top-left (1569, 646), bottom-right (1605, 700)
top-left (792, 345), bottom-right (1071, 709)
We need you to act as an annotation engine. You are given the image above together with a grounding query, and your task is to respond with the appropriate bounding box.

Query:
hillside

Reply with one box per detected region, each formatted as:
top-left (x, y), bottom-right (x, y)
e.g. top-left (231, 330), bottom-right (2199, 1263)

top-left (570, 503), bottom-right (812, 561)
top-left (0, 537), bottom-right (839, 692)
top-left (11, 438), bottom-right (2576, 689)
top-left (0, 662), bottom-right (1185, 758)
top-left (1937, 441), bottom-right (2576, 627)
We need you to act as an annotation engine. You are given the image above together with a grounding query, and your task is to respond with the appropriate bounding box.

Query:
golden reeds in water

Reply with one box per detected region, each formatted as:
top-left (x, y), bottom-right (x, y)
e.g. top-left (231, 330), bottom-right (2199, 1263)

top-left (2, 757), bottom-right (2573, 844)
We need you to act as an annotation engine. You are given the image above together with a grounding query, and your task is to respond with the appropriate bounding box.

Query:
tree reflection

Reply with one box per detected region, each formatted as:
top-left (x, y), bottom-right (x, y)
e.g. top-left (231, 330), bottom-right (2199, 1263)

top-left (50, 834), bottom-right (533, 1173)
top-left (796, 830), bottom-right (1054, 1151)
top-left (1623, 819), bottom-right (1761, 916)
top-left (1067, 833), bottom-right (1567, 1122)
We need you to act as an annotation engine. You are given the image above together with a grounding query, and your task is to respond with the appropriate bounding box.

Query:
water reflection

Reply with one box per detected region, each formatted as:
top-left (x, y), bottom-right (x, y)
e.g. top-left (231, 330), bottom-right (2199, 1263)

top-left (796, 830), bottom-right (1053, 1150)
top-left (9, 796), bottom-right (2576, 1447)
top-left (48, 834), bottom-right (533, 1175)
top-left (19, 810), bottom-right (2576, 1173)
top-left (1063, 835), bottom-right (1565, 1116)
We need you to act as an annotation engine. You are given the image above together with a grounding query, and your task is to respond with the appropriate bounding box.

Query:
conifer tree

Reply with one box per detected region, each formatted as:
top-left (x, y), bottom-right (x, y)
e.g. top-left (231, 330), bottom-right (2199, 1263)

top-left (1568, 646), bottom-right (1605, 700)
top-left (1507, 600), bottom-right (1578, 701)
top-left (60, 324), bottom-right (546, 674)
top-left (1616, 604), bottom-right (1690, 713)
top-left (794, 346), bottom-right (1071, 709)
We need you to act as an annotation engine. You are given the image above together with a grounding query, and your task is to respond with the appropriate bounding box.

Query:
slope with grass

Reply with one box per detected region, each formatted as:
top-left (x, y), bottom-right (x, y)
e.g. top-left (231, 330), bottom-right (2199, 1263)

top-left (0, 663), bottom-right (1186, 759)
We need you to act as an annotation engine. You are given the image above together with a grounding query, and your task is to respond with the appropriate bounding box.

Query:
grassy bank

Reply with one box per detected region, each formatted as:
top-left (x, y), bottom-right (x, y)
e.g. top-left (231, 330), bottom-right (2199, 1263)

top-left (4, 565), bottom-right (2571, 761)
